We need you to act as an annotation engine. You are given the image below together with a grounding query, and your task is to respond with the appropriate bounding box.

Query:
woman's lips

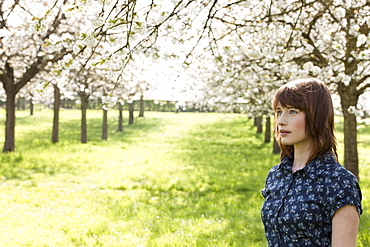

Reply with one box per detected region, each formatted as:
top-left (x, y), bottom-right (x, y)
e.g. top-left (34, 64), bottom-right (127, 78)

top-left (280, 129), bottom-right (291, 137)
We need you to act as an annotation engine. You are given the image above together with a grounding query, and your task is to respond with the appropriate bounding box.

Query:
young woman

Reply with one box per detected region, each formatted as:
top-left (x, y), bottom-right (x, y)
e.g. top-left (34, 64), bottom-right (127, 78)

top-left (261, 78), bottom-right (362, 246)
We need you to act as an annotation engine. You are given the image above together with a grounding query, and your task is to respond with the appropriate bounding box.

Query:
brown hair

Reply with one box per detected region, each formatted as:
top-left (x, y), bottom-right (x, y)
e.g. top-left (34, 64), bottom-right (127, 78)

top-left (272, 78), bottom-right (338, 163)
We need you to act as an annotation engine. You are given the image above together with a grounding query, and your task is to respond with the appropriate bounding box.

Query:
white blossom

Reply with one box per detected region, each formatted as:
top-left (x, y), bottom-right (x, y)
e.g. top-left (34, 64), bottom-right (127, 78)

top-left (356, 34), bottom-right (367, 47)
top-left (82, 34), bottom-right (98, 47)
top-left (101, 95), bottom-right (118, 110)
top-left (343, 75), bottom-right (351, 86)
top-left (35, 81), bottom-right (51, 96)
top-left (347, 106), bottom-right (364, 117)
top-left (312, 66), bottom-right (321, 76)
top-left (58, 54), bottom-right (73, 70)
top-left (32, 18), bottom-right (48, 34)
top-left (248, 47), bottom-right (262, 59)
top-left (0, 28), bottom-right (11, 37)
top-left (303, 61), bottom-right (314, 71)
top-left (73, 43), bottom-right (82, 54)
top-left (359, 49), bottom-right (370, 59)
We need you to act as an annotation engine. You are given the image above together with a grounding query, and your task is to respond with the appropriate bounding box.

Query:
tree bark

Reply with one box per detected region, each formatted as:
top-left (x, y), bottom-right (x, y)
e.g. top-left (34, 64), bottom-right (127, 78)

top-left (3, 91), bottom-right (16, 152)
top-left (29, 98), bottom-right (34, 116)
top-left (138, 95), bottom-right (145, 117)
top-left (22, 98), bottom-right (26, 110)
top-left (128, 101), bottom-right (134, 125)
top-left (273, 134), bottom-right (280, 154)
top-left (52, 84), bottom-right (61, 143)
top-left (117, 102), bottom-right (123, 132)
top-left (264, 115), bottom-right (271, 143)
top-left (80, 93), bottom-right (89, 143)
top-left (339, 88), bottom-right (359, 179)
top-left (342, 110), bottom-right (358, 178)
top-left (255, 116), bottom-right (263, 134)
top-left (102, 109), bottom-right (108, 140)
top-left (0, 9), bottom-right (67, 152)
top-left (16, 97), bottom-right (26, 110)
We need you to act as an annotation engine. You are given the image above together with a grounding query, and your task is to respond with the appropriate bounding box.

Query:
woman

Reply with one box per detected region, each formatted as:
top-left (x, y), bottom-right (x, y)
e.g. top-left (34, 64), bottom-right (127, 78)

top-left (261, 78), bottom-right (362, 246)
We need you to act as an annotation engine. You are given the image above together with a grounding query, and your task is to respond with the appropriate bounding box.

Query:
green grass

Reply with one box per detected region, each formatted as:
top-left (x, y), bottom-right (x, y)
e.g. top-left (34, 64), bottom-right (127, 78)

top-left (0, 109), bottom-right (368, 246)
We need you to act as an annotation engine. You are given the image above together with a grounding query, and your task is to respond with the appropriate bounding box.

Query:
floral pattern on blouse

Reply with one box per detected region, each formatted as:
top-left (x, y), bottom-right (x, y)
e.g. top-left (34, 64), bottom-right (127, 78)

top-left (261, 153), bottom-right (362, 247)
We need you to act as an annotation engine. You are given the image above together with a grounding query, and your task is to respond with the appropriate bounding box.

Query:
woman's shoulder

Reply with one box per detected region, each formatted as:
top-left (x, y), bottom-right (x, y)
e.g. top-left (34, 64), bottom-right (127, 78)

top-left (312, 153), bottom-right (357, 180)
top-left (320, 162), bottom-right (357, 182)
top-left (314, 161), bottom-right (360, 195)
top-left (316, 155), bottom-right (362, 216)
top-left (268, 164), bottom-right (281, 173)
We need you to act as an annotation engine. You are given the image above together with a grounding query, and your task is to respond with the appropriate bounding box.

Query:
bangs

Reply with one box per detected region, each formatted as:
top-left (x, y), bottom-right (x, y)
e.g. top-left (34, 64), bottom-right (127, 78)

top-left (272, 84), bottom-right (307, 111)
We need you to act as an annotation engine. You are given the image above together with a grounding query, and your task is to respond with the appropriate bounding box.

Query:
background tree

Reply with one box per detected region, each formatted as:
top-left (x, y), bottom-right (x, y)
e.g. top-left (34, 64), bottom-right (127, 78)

top-left (71, 68), bottom-right (104, 143)
top-left (100, 79), bottom-right (116, 141)
top-left (0, 0), bottom-right (78, 151)
top-left (40, 0), bottom-right (370, 178)
top-left (117, 100), bottom-right (124, 132)
top-left (52, 83), bottom-right (61, 143)
top-left (179, 0), bottom-right (370, 178)
top-left (260, 0), bottom-right (370, 178)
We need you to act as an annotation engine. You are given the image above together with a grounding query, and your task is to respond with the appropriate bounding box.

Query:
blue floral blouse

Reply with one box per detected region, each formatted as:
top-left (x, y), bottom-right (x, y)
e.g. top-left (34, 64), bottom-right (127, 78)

top-left (261, 153), bottom-right (362, 246)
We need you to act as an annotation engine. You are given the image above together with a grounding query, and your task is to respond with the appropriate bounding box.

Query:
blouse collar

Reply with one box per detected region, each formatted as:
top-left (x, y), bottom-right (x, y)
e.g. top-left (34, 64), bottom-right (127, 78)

top-left (273, 152), bottom-right (337, 179)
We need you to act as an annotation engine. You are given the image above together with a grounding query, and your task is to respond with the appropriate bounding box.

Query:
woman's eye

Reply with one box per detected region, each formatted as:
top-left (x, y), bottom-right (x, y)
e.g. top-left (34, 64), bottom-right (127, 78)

top-left (276, 111), bottom-right (282, 116)
top-left (289, 110), bottom-right (298, 114)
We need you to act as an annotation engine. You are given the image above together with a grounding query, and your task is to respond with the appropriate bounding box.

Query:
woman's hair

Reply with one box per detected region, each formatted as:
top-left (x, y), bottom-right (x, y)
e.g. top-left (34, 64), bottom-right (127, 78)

top-left (272, 78), bottom-right (338, 163)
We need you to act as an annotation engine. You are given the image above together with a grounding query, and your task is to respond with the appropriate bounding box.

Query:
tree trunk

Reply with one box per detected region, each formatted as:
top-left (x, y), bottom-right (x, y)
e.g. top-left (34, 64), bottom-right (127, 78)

top-left (273, 135), bottom-right (280, 154)
top-left (255, 116), bottom-right (263, 134)
top-left (22, 98), bottom-right (26, 110)
top-left (102, 109), bottom-right (108, 140)
top-left (128, 101), bottom-right (134, 125)
top-left (117, 102), bottom-right (123, 132)
top-left (0, 41), bottom-right (67, 152)
top-left (264, 115), bottom-right (271, 143)
top-left (80, 94), bottom-right (89, 143)
top-left (52, 84), bottom-right (60, 143)
top-left (16, 97), bottom-right (25, 110)
top-left (3, 91), bottom-right (16, 152)
top-left (29, 98), bottom-right (34, 116)
top-left (342, 111), bottom-right (358, 178)
top-left (338, 80), bottom-right (360, 179)
top-left (138, 95), bottom-right (145, 117)
top-left (340, 95), bottom-right (359, 179)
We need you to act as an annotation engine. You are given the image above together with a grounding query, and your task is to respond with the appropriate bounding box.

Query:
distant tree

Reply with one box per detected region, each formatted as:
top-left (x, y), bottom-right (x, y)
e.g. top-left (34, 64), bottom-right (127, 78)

top-left (128, 99), bottom-right (135, 125)
top-left (52, 84), bottom-right (61, 143)
top-left (117, 101), bottom-right (124, 132)
top-left (0, 0), bottom-right (80, 151)
top-left (265, 116), bottom-right (271, 144)
top-left (138, 95), bottom-right (145, 117)
top-left (176, 0), bottom-right (370, 178)
top-left (102, 109), bottom-right (108, 140)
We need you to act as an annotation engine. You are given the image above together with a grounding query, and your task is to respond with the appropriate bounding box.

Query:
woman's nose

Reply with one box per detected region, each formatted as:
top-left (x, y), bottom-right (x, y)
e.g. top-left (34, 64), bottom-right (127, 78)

top-left (277, 114), bottom-right (286, 126)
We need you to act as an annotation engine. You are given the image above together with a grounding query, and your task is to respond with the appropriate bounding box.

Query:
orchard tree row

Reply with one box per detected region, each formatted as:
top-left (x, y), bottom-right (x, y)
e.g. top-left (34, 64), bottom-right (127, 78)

top-left (1, 0), bottom-right (370, 178)
top-left (0, 0), bottom-right (186, 151)
top-left (163, 0), bottom-right (370, 179)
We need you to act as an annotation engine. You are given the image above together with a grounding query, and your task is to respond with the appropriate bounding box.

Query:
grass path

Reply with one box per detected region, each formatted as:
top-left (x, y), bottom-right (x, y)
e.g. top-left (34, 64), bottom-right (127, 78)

top-left (0, 110), bottom-right (368, 246)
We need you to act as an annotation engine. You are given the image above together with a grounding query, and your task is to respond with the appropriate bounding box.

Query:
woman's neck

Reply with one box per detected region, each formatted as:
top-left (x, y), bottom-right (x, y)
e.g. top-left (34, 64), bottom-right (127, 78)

top-left (293, 144), bottom-right (312, 171)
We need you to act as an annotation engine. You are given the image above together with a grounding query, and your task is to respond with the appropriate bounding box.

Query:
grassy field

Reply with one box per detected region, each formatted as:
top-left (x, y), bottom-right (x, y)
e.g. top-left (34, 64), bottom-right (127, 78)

top-left (0, 109), bottom-right (368, 246)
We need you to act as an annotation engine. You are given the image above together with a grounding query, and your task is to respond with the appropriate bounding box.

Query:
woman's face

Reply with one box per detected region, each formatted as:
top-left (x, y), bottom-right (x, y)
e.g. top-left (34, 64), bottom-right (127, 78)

top-left (275, 104), bottom-right (310, 148)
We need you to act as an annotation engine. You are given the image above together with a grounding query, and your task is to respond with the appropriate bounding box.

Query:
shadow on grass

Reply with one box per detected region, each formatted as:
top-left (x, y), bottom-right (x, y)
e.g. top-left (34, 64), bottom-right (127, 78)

top-left (173, 116), bottom-right (277, 191)
top-left (0, 113), bottom-right (166, 181)
top-left (117, 114), bottom-right (278, 245)
top-left (171, 116), bottom-right (276, 245)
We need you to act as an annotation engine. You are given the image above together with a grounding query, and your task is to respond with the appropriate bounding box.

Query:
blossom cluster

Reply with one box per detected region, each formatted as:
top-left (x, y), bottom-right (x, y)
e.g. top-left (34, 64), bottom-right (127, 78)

top-left (348, 106), bottom-right (364, 117)
top-left (101, 95), bottom-right (118, 111)
top-left (22, 0), bottom-right (370, 118)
